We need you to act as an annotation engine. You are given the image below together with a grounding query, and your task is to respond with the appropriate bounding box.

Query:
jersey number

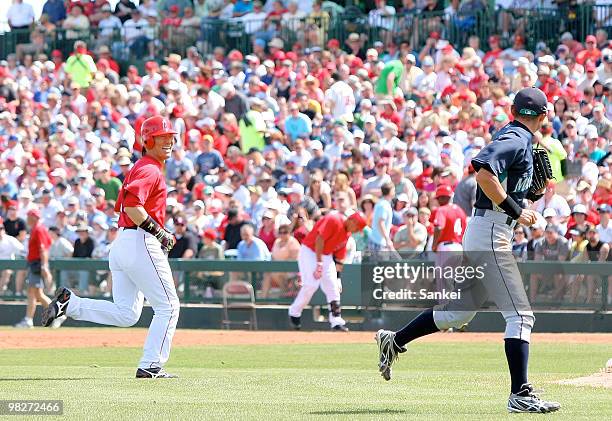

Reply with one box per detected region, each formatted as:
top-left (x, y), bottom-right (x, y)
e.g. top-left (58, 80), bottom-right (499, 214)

top-left (454, 219), bottom-right (463, 237)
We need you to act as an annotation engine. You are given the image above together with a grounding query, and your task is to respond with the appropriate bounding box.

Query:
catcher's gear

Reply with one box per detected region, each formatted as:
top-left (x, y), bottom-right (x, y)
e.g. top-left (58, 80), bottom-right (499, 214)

top-left (139, 215), bottom-right (176, 253)
top-left (526, 148), bottom-right (553, 202)
top-left (141, 116), bottom-right (177, 150)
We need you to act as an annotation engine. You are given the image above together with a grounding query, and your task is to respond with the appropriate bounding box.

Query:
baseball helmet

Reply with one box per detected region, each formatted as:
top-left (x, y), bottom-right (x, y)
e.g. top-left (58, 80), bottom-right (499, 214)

top-left (141, 116), bottom-right (177, 150)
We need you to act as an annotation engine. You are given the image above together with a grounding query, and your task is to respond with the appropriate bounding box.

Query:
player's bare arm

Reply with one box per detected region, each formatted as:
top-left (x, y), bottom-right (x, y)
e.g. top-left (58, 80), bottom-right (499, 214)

top-left (475, 168), bottom-right (537, 227)
top-left (314, 235), bottom-right (324, 279)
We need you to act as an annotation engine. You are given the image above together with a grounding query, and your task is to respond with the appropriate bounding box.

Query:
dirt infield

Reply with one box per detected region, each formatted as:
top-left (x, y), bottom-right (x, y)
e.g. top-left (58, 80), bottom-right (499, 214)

top-left (1, 328), bottom-right (610, 349)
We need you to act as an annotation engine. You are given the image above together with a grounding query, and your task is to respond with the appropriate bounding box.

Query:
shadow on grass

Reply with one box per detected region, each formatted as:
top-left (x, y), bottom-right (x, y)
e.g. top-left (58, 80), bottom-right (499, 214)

top-left (0, 378), bottom-right (91, 381)
top-left (310, 409), bottom-right (407, 415)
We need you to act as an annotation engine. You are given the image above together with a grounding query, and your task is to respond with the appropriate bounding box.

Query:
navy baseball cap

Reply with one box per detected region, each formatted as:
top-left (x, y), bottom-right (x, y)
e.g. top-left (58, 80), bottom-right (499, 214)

top-left (513, 87), bottom-right (548, 116)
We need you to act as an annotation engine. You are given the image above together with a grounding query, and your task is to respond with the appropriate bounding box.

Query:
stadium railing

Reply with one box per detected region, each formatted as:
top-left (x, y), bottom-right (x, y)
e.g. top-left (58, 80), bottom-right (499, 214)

top-left (0, 259), bottom-right (608, 312)
top-left (1, 5), bottom-right (611, 64)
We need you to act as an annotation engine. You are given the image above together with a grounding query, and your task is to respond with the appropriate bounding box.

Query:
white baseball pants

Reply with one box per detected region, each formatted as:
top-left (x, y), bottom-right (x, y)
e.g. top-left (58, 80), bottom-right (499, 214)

top-left (65, 228), bottom-right (180, 369)
top-left (289, 245), bottom-right (345, 327)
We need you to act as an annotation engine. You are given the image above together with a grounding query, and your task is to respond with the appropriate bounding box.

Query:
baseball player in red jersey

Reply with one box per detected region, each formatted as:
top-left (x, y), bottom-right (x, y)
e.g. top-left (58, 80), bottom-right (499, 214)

top-left (431, 185), bottom-right (467, 302)
top-left (42, 116), bottom-right (180, 379)
top-left (432, 185), bottom-right (467, 252)
top-left (289, 211), bottom-right (367, 331)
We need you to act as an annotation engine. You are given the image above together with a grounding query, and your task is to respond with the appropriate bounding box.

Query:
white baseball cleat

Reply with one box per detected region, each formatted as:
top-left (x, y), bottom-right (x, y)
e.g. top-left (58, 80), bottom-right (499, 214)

top-left (507, 383), bottom-right (561, 413)
top-left (375, 329), bottom-right (406, 381)
top-left (14, 318), bottom-right (33, 329)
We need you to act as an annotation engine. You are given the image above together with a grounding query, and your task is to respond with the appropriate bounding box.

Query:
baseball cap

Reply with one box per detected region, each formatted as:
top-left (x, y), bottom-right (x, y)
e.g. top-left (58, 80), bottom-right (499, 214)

top-left (435, 185), bottom-right (453, 198)
top-left (403, 207), bottom-right (418, 216)
top-left (203, 228), bottom-right (217, 240)
top-left (347, 212), bottom-right (367, 231)
top-left (598, 204), bottom-right (610, 213)
top-left (27, 208), bottom-right (41, 218)
top-left (513, 87), bottom-right (548, 116)
top-left (397, 193), bottom-right (410, 203)
top-left (545, 224), bottom-right (560, 234)
top-left (310, 140), bottom-right (323, 151)
top-left (572, 204), bottom-right (587, 214)
top-left (542, 208), bottom-right (556, 218)
top-left (193, 200), bottom-right (205, 209)
top-left (586, 34), bottom-right (597, 43)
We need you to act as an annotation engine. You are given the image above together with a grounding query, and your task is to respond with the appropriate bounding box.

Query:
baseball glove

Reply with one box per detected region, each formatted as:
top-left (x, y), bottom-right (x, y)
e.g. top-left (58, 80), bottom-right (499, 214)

top-left (526, 148), bottom-right (554, 202)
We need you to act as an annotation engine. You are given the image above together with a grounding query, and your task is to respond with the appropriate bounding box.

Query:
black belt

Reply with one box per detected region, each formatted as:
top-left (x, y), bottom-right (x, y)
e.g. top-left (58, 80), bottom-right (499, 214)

top-left (123, 226), bottom-right (138, 230)
top-left (440, 241), bottom-right (459, 246)
top-left (473, 208), bottom-right (515, 227)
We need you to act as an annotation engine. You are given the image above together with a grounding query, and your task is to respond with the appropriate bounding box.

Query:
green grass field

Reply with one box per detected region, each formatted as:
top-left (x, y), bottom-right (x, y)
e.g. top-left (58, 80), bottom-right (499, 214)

top-left (0, 333), bottom-right (609, 420)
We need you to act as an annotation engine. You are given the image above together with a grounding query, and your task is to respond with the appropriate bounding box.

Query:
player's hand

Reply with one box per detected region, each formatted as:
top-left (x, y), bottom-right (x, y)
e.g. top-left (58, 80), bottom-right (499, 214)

top-left (157, 230), bottom-right (176, 253)
top-left (313, 262), bottom-right (323, 280)
top-left (41, 266), bottom-right (52, 283)
top-left (517, 209), bottom-right (538, 227)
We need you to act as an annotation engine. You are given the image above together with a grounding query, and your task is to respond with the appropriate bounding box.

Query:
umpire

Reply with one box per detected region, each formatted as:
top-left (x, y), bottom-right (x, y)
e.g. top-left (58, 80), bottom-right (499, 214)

top-left (375, 88), bottom-right (561, 413)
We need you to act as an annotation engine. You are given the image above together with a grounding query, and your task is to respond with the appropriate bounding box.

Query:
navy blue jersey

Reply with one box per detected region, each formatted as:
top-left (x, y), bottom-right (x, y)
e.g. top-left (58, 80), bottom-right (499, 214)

top-left (471, 121), bottom-right (534, 211)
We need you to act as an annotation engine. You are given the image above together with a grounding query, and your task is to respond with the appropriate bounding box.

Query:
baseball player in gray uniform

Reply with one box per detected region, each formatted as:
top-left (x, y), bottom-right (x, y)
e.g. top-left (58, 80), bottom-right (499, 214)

top-left (375, 88), bottom-right (560, 413)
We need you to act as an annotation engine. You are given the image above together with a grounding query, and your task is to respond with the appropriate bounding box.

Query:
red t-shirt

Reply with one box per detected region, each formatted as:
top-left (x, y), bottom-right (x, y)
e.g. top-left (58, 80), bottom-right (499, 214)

top-left (302, 212), bottom-right (350, 259)
top-left (433, 203), bottom-right (467, 244)
top-left (115, 155), bottom-right (167, 228)
top-left (258, 227), bottom-right (276, 251)
top-left (226, 156), bottom-right (247, 175)
top-left (28, 222), bottom-right (52, 262)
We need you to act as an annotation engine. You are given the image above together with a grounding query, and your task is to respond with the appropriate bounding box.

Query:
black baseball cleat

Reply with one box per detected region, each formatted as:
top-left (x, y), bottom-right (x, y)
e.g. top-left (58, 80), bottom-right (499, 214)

top-left (136, 367), bottom-right (178, 379)
top-left (290, 316), bottom-right (301, 330)
top-left (41, 287), bottom-right (72, 327)
top-left (331, 324), bottom-right (349, 332)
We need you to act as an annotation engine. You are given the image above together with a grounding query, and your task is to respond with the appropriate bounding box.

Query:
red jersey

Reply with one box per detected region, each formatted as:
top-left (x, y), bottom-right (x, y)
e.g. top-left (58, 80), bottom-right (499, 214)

top-left (115, 155), bottom-right (167, 228)
top-left (302, 212), bottom-right (350, 260)
top-left (433, 204), bottom-right (467, 244)
top-left (28, 222), bottom-right (52, 262)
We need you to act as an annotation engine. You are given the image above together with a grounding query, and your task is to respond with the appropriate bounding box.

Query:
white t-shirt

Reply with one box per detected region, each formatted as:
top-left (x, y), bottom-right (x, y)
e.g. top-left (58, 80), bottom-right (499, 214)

top-left (325, 81), bottom-right (356, 119)
top-left (7, 2), bottom-right (35, 27)
top-left (0, 234), bottom-right (24, 259)
top-left (241, 11), bottom-right (268, 34)
top-left (597, 221), bottom-right (612, 243)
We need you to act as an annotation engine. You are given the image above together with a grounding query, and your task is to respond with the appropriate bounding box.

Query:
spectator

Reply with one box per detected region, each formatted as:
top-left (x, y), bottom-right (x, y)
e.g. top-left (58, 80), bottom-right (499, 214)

top-left (530, 224), bottom-right (569, 303)
top-left (42, 0), bottom-right (67, 25)
top-left (261, 223), bottom-right (300, 298)
top-left (64, 41), bottom-right (97, 88)
top-left (223, 208), bottom-right (247, 250)
top-left (7, 0), bottom-right (35, 45)
top-left (0, 218), bottom-right (25, 295)
top-left (512, 226), bottom-right (528, 262)
top-left (368, 182), bottom-right (395, 252)
top-left (580, 226), bottom-right (611, 303)
top-left (196, 228), bottom-right (225, 298)
top-left (196, 135), bottom-right (224, 177)
top-left (14, 209), bottom-right (53, 329)
top-left (62, 4), bottom-right (90, 40)
top-left (237, 223), bottom-right (271, 260)
top-left (114, 0), bottom-right (138, 23)
top-left (393, 207), bottom-right (427, 256)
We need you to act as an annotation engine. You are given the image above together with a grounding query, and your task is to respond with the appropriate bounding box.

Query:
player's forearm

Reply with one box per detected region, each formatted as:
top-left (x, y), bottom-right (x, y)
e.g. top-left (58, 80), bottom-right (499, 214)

top-left (432, 228), bottom-right (440, 249)
top-left (124, 206), bottom-right (149, 226)
top-left (40, 248), bottom-right (49, 267)
top-left (475, 169), bottom-right (509, 206)
top-left (315, 235), bottom-right (324, 263)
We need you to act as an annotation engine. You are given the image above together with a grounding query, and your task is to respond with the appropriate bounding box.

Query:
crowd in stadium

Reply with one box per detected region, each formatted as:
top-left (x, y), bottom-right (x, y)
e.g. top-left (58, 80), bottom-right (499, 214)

top-left (0, 0), bottom-right (611, 304)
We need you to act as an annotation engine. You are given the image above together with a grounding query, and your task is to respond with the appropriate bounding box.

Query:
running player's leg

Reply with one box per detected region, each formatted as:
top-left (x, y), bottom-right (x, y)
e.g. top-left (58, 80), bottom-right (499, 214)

top-left (125, 235), bottom-right (180, 369)
top-left (65, 270), bottom-right (144, 327)
top-left (476, 221), bottom-right (534, 395)
top-left (319, 255), bottom-right (345, 328)
top-left (288, 246), bottom-right (320, 320)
